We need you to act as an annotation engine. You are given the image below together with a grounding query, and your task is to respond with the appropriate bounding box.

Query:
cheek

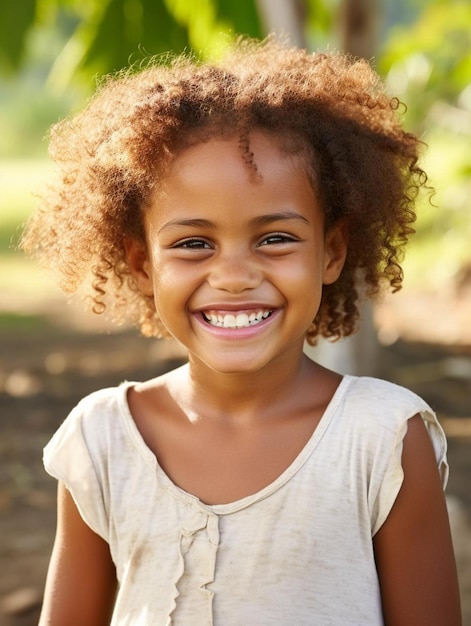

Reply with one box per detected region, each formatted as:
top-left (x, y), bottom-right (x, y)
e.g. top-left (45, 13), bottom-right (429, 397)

top-left (280, 250), bottom-right (324, 288)
top-left (152, 262), bottom-right (198, 316)
top-left (274, 255), bottom-right (324, 313)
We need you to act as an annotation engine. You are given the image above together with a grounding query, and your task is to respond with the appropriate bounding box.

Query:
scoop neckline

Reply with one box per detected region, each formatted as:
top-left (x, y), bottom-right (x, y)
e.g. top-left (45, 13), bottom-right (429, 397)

top-left (117, 375), bottom-right (354, 516)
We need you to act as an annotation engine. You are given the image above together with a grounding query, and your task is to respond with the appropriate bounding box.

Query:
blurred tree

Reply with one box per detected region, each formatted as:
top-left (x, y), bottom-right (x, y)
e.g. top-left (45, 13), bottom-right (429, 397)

top-left (338, 0), bottom-right (380, 60)
top-left (0, 1), bottom-right (354, 90)
top-left (0, 0), bottom-right (265, 89)
top-left (3, 0), bottom-right (468, 124)
top-left (0, 0), bottom-right (36, 71)
top-left (378, 0), bottom-right (471, 289)
top-left (0, 0), bottom-right (341, 157)
top-left (379, 0), bottom-right (471, 132)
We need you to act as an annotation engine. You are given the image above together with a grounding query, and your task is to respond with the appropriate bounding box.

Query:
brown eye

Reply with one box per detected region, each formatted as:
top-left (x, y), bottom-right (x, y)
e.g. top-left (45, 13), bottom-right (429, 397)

top-left (175, 238), bottom-right (211, 249)
top-left (258, 234), bottom-right (297, 246)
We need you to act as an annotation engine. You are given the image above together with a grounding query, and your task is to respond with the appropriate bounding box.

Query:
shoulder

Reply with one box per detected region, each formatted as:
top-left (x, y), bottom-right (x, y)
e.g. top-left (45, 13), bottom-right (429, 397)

top-left (338, 377), bottom-right (449, 534)
top-left (57, 382), bottom-right (134, 435)
top-left (337, 375), bottom-right (448, 481)
top-left (344, 375), bottom-right (432, 416)
top-left (74, 382), bottom-right (133, 418)
top-left (341, 375), bottom-right (446, 462)
top-left (42, 384), bottom-right (136, 541)
top-left (44, 382), bottom-right (136, 475)
top-left (339, 375), bottom-right (442, 441)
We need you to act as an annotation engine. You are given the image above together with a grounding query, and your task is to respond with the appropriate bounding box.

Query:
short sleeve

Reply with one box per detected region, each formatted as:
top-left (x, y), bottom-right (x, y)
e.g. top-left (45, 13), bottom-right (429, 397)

top-left (370, 405), bottom-right (449, 536)
top-left (43, 400), bottom-right (110, 541)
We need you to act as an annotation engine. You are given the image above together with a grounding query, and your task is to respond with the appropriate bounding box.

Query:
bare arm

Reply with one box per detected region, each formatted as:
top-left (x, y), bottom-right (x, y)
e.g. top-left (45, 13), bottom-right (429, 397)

top-left (39, 481), bottom-right (117, 626)
top-left (374, 415), bottom-right (461, 626)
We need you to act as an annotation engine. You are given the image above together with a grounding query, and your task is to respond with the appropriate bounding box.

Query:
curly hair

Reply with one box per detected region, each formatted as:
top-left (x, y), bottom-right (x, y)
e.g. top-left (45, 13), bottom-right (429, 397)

top-left (21, 36), bottom-right (427, 343)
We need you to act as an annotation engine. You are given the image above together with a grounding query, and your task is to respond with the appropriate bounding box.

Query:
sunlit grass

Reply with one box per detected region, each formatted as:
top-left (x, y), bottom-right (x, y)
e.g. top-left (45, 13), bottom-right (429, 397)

top-left (0, 160), bottom-right (58, 304)
top-left (0, 159), bottom-right (53, 248)
top-left (0, 256), bottom-right (57, 293)
top-left (0, 309), bottom-right (50, 330)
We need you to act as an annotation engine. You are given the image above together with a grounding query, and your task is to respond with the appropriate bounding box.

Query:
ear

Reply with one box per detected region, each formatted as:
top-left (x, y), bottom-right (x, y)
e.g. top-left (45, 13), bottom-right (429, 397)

top-left (322, 220), bottom-right (348, 285)
top-left (124, 237), bottom-right (154, 297)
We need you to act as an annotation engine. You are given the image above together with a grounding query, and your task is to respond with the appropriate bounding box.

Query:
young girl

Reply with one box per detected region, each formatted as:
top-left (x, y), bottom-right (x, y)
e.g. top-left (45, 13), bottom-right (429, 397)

top-left (23, 37), bottom-right (461, 625)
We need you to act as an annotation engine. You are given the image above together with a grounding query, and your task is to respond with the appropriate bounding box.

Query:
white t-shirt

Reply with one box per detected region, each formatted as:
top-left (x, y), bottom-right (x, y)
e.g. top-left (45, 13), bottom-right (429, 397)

top-left (43, 375), bottom-right (448, 625)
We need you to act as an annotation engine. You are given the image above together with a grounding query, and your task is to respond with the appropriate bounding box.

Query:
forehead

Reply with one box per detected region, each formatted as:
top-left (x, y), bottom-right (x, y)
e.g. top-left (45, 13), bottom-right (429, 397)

top-left (145, 131), bottom-right (324, 232)
top-left (156, 130), bottom-right (313, 195)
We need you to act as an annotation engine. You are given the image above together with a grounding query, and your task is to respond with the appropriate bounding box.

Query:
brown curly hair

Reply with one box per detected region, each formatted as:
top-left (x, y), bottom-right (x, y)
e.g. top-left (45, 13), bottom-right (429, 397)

top-left (21, 36), bottom-right (427, 343)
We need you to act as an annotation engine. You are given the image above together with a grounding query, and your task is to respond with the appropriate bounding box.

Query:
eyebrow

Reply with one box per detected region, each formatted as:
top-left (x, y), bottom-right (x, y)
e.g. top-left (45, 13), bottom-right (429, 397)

top-left (158, 211), bottom-right (310, 233)
top-left (252, 211), bottom-right (310, 226)
top-left (158, 218), bottom-right (213, 234)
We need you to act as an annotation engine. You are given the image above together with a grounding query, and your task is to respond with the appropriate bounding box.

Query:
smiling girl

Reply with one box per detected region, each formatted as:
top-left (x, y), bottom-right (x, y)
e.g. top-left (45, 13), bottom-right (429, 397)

top-left (23, 37), bottom-right (461, 625)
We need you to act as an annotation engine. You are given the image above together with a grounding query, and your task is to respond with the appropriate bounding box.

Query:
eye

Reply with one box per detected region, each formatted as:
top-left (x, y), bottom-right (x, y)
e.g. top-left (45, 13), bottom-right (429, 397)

top-left (173, 237), bottom-right (212, 250)
top-left (258, 233), bottom-right (298, 246)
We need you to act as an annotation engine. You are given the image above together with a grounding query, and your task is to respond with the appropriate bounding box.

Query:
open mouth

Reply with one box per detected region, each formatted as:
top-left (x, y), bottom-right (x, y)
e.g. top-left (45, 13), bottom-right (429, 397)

top-left (202, 310), bottom-right (273, 329)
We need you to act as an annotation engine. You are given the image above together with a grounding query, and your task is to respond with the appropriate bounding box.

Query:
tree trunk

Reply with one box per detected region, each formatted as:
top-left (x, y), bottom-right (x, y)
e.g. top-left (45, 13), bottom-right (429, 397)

top-left (337, 0), bottom-right (381, 60)
top-left (256, 0), bottom-right (307, 46)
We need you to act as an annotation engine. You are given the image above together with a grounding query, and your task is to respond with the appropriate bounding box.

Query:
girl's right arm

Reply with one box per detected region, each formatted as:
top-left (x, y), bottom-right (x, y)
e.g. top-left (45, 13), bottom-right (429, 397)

top-left (39, 481), bottom-right (117, 626)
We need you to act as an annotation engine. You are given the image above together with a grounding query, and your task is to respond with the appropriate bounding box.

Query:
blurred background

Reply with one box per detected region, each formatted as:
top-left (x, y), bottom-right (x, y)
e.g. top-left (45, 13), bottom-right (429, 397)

top-left (0, 0), bottom-right (470, 624)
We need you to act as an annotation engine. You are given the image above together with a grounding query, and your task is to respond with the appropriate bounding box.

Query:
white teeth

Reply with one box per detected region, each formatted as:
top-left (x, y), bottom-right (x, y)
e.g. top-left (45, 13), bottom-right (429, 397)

top-left (203, 310), bottom-right (272, 328)
top-left (224, 314), bottom-right (237, 328)
top-left (236, 313), bottom-right (249, 327)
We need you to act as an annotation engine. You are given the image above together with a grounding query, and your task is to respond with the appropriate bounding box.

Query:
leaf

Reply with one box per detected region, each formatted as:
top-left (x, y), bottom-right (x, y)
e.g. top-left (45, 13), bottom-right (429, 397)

top-left (50, 0), bottom-right (191, 87)
top-left (0, 0), bottom-right (36, 71)
top-left (215, 0), bottom-right (263, 39)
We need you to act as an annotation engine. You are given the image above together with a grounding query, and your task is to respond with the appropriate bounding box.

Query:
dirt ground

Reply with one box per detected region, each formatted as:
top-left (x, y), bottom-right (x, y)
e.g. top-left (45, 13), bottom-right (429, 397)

top-left (0, 298), bottom-right (470, 625)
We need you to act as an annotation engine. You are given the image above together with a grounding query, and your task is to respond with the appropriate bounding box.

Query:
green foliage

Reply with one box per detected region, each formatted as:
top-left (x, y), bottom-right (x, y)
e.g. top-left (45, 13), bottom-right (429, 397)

top-left (216, 0), bottom-right (263, 38)
top-left (0, 161), bottom-right (53, 250)
top-left (404, 133), bottom-right (471, 288)
top-left (305, 0), bottom-right (336, 49)
top-left (377, 0), bottom-right (471, 287)
top-left (1, 0), bottom-right (264, 90)
top-left (0, 0), bottom-right (36, 71)
top-left (0, 20), bottom-right (85, 158)
top-left (55, 0), bottom-right (190, 86)
top-left (0, 311), bottom-right (49, 330)
top-left (379, 0), bottom-right (471, 129)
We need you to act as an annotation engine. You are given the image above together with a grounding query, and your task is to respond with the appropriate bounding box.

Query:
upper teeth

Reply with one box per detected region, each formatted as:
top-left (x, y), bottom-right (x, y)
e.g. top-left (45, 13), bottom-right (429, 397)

top-left (203, 310), bottom-right (271, 328)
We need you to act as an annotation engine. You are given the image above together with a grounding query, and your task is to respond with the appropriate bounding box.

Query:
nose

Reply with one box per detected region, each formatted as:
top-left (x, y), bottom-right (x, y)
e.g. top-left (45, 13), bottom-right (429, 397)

top-left (208, 248), bottom-right (262, 293)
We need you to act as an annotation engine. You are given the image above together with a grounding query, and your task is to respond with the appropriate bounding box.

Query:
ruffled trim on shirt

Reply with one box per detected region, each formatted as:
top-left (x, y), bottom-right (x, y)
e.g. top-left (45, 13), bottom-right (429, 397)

top-left (167, 512), bottom-right (219, 625)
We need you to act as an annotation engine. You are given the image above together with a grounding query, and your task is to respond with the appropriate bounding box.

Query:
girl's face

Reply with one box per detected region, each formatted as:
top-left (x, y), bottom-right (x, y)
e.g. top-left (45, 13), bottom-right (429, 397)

top-left (128, 131), bottom-right (346, 376)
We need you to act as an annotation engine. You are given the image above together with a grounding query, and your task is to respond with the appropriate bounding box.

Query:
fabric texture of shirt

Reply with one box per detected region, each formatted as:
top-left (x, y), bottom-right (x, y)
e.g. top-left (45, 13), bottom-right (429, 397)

top-left (43, 375), bottom-right (448, 626)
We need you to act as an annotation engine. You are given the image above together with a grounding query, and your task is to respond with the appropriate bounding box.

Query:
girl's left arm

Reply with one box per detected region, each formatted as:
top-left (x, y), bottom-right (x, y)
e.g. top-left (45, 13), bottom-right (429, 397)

top-left (373, 414), bottom-right (462, 626)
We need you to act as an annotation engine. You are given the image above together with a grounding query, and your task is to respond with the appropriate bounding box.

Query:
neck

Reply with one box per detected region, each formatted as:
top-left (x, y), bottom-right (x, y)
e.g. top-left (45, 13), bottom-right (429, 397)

top-left (172, 349), bottom-right (323, 425)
